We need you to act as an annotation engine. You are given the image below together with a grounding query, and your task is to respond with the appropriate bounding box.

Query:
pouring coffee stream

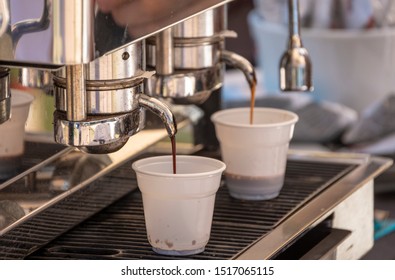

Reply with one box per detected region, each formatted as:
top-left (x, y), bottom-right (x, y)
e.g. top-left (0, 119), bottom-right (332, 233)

top-left (171, 136), bottom-right (177, 174)
top-left (250, 82), bottom-right (257, 125)
top-left (220, 50), bottom-right (257, 125)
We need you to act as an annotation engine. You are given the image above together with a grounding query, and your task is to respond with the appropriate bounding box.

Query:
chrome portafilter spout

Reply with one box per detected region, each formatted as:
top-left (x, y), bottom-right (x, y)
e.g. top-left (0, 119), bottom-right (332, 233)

top-left (0, 67), bottom-right (11, 124)
top-left (138, 94), bottom-right (177, 137)
top-left (280, 0), bottom-right (313, 92)
top-left (53, 41), bottom-right (177, 154)
top-left (221, 50), bottom-right (257, 91)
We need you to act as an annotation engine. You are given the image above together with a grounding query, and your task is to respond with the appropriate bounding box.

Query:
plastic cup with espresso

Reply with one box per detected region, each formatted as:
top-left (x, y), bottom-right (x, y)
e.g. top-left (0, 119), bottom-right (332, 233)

top-left (132, 155), bottom-right (226, 256)
top-left (211, 107), bottom-right (298, 200)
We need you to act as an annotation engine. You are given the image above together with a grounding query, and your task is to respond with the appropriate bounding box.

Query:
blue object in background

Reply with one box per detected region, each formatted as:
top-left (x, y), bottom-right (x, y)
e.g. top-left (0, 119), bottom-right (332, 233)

top-left (374, 219), bottom-right (395, 241)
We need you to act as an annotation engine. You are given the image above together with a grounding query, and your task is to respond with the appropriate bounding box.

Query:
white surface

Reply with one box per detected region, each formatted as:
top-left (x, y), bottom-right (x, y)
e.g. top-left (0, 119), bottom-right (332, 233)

top-left (132, 155), bottom-right (225, 254)
top-left (333, 181), bottom-right (374, 259)
top-left (0, 90), bottom-right (34, 156)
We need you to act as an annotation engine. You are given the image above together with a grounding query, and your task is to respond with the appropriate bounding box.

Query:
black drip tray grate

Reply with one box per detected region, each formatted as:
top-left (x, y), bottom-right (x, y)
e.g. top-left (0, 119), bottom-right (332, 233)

top-left (27, 158), bottom-right (356, 260)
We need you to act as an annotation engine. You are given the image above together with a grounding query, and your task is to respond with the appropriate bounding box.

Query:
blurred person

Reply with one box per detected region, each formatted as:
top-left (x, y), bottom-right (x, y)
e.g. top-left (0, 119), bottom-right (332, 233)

top-left (95, 0), bottom-right (205, 54)
top-left (95, 0), bottom-right (210, 36)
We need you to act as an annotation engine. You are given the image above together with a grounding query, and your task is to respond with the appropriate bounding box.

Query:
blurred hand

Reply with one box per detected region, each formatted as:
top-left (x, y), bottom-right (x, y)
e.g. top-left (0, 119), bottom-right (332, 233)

top-left (96, 0), bottom-right (179, 30)
top-left (96, 0), bottom-right (205, 36)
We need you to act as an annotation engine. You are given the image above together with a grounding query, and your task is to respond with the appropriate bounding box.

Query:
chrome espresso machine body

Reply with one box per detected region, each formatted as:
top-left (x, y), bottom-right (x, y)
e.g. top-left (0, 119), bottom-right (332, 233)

top-left (0, 0), bottom-right (392, 260)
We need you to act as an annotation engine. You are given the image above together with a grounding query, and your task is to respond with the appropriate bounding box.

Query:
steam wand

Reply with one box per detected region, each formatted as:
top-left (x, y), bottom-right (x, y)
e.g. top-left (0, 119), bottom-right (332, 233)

top-left (280, 0), bottom-right (313, 92)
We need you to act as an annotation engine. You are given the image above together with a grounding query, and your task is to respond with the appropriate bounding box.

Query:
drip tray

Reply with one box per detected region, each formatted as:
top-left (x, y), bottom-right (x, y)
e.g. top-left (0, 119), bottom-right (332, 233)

top-left (26, 156), bottom-right (357, 260)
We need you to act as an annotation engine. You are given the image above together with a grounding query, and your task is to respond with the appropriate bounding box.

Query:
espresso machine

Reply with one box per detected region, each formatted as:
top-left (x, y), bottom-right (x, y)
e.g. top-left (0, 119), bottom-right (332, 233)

top-left (0, 0), bottom-right (312, 148)
top-left (7, 0), bottom-right (381, 261)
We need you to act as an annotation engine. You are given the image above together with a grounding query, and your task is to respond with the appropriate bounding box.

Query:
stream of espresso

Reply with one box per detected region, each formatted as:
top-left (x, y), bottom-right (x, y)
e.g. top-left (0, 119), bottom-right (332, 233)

top-left (250, 82), bottom-right (256, 125)
top-left (171, 135), bottom-right (177, 174)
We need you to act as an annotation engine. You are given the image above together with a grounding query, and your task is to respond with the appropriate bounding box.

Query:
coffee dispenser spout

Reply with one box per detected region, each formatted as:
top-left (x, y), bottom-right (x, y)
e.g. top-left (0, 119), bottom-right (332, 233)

top-left (221, 50), bottom-right (257, 90)
top-left (138, 94), bottom-right (177, 138)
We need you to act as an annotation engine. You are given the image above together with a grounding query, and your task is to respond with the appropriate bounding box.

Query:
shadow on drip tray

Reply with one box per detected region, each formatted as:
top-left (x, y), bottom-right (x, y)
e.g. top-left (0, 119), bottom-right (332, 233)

top-left (0, 142), bottom-right (65, 183)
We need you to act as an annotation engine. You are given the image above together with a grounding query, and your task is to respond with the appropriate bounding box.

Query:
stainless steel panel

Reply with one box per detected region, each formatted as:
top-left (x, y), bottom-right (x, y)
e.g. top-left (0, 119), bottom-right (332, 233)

top-left (1, 0), bottom-right (233, 66)
top-left (172, 6), bottom-right (226, 38)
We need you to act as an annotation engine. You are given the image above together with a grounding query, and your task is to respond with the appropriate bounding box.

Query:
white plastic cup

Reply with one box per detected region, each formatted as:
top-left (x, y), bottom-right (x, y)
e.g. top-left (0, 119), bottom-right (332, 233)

top-left (211, 107), bottom-right (298, 200)
top-left (0, 90), bottom-right (34, 179)
top-left (132, 155), bottom-right (226, 256)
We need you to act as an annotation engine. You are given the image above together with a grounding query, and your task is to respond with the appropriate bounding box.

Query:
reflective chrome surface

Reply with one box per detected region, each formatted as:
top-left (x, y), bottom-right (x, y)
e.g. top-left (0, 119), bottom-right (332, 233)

top-left (147, 7), bottom-right (228, 69)
top-left (138, 94), bottom-right (177, 137)
top-left (52, 39), bottom-right (175, 153)
top-left (87, 43), bottom-right (145, 81)
top-left (54, 42), bottom-right (148, 115)
top-left (280, 0), bottom-right (313, 92)
top-left (173, 7), bottom-right (226, 38)
top-left (0, 96), bottom-right (10, 124)
top-left (147, 64), bottom-right (224, 105)
top-left (54, 93), bottom-right (177, 154)
top-left (0, 67), bottom-right (10, 123)
top-left (54, 109), bottom-right (145, 153)
top-left (0, 68), bottom-right (9, 100)
top-left (17, 68), bottom-right (52, 89)
top-left (221, 50), bottom-right (257, 89)
top-left (0, 0), bottom-right (233, 66)
top-left (147, 6), bottom-right (255, 105)
top-left (147, 38), bottom-right (223, 69)
top-left (55, 82), bottom-right (143, 115)
top-left (154, 28), bottom-right (173, 75)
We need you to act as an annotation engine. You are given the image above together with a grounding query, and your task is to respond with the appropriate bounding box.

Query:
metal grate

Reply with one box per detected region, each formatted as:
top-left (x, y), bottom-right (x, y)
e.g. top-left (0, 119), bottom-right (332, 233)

top-left (0, 163), bottom-right (135, 259)
top-left (27, 159), bottom-right (356, 260)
